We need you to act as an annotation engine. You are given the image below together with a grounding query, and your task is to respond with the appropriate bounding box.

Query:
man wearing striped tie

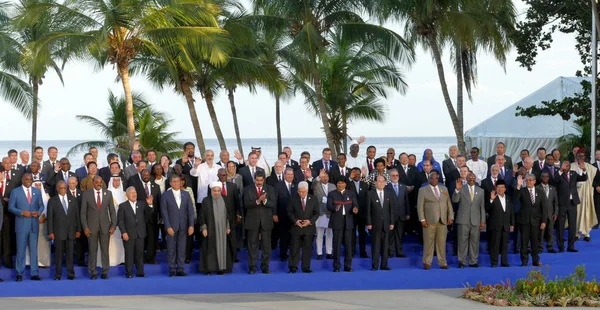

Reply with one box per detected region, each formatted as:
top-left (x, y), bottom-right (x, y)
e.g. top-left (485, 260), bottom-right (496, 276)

top-left (515, 173), bottom-right (547, 267)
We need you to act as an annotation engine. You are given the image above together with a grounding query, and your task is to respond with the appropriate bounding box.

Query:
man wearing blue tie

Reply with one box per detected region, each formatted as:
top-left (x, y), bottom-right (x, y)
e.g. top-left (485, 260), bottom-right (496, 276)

top-left (8, 173), bottom-right (44, 282)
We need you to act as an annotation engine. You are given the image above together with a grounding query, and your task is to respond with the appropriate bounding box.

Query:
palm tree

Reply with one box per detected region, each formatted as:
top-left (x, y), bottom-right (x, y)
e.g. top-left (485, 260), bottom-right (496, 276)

top-left (25, 0), bottom-right (231, 150)
top-left (67, 90), bottom-right (182, 165)
top-left (252, 0), bottom-right (413, 156)
top-left (370, 0), bottom-right (516, 154)
top-left (293, 30), bottom-right (407, 154)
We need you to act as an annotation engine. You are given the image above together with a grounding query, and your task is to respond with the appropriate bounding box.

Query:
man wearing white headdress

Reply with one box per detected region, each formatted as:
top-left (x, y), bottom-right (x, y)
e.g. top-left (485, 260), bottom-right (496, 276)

top-left (252, 147), bottom-right (271, 176)
top-left (102, 175), bottom-right (125, 266)
top-left (199, 182), bottom-right (231, 275)
top-left (26, 180), bottom-right (51, 268)
top-left (346, 136), bottom-right (366, 171)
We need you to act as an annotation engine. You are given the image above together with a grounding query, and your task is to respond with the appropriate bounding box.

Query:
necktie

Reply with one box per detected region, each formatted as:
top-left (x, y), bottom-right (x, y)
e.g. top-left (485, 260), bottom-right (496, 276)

top-left (500, 168), bottom-right (505, 179)
top-left (5, 171), bottom-right (9, 181)
top-left (434, 186), bottom-right (440, 200)
top-left (550, 166), bottom-right (554, 175)
top-left (390, 161), bottom-right (394, 168)
top-left (62, 196), bottom-right (68, 214)
top-left (52, 162), bottom-right (55, 170)
top-left (252, 167), bottom-right (255, 178)
top-left (404, 166), bottom-right (407, 174)
top-left (0, 181), bottom-right (3, 196)
top-left (452, 159), bottom-right (456, 167)
top-left (544, 185), bottom-right (549, 197)
top-left (96, 191), bottom-right (102, 209)
top-left (469, 186), bottom-right (474, 201)
top-left (287, 183), bottom-right (291, 194)
top-left (567, 172), bottom-right (570, 183)
top-left (369, 160), bottom-right (373, 171)
top-left (145, 183), bottom-right (150, 197)
top-left (341, 167), bottom-right (344, 176)
top-left (493, 178), bottom-right (496, 186)
top-left (257, 186), bottom-right (261, 196)
top-left (26, 188), bottom-right (31, 204)
top-left (393, 183), bottom-right (398, 196)
top-left (222, 182), bottom-right (227, 196)
top-left (529, 189), bottom-right (535, 204)
top-left (71, 190), bottom-right (76, 197)
top-left (64, 172), bottom-right (68, 181)
top-left (302, 198), bottom-right (305, 211)
top-left (379, 191), bottom-right (384, 208)
top-left (278, 175), bottom-right (281, 181)
top-left (540, 162), bottom-right (543, 169)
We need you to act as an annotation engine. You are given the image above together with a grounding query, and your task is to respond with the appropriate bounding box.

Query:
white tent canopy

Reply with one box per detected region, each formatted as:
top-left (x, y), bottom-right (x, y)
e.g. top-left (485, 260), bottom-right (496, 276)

top-left (465, 76), bottom-right (585, 160)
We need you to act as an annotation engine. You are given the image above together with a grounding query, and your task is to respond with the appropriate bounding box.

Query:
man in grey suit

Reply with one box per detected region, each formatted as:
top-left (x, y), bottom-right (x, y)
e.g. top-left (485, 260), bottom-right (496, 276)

top-left (417, 171), bottom-right (454, 270)
top-left (452, 172), bottom-right (485, 268)
top-left (160, 175), bottom-right (194, 277)
top-left (537, 171), bottom-right (558, 253)
top-left (124, 151), bottom-right (143, 180)
top-left (81, 176), bottom-right (116, 280)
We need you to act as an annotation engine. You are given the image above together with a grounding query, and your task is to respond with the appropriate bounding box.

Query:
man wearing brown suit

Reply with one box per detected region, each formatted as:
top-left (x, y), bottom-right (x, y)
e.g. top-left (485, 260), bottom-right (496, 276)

top-left (417, 171), bottom-right (454, 270)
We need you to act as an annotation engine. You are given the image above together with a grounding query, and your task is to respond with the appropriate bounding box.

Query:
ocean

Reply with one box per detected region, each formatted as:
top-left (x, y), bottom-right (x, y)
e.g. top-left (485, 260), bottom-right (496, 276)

top-left (0, 137), bottom-right (457, 167)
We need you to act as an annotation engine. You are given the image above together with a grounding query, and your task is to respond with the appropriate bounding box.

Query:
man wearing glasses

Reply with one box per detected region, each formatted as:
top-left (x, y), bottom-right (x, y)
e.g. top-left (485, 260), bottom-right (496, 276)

top-left (466, 147), bottom-right (488, 185)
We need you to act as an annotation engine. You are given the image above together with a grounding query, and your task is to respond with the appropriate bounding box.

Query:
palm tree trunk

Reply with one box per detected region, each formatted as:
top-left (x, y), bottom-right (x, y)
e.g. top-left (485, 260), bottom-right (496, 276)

top-left (181, 79), bottom-right (206, 154)
top-left (275, 94), bottom-right (282, 153)
top-left (313, 72), bottom-right (337, 156)
top-left (117, 62), bottom-right (136, 150)
top-left (227, 87), bottom-right (244, 157)
top-left (342, 113), bottom-right (348, 154)
top-left (30, 80), bottom-right (39, 154)
top-left (456, 46), bottom-right (466, 154)
top-left (205, 89), bottom-right (227, 151)
top-left (427, 35), bottom-right (465, 154)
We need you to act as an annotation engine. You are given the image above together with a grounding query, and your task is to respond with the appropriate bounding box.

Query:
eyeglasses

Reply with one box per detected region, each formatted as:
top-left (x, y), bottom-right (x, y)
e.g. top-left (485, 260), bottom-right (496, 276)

top-left (387, 152), bottom-right (394, 155)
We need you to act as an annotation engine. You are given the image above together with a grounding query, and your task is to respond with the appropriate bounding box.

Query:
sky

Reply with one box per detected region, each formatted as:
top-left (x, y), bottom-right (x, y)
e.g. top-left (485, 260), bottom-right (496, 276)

top-left (0, 1), bottom-right (584, 141)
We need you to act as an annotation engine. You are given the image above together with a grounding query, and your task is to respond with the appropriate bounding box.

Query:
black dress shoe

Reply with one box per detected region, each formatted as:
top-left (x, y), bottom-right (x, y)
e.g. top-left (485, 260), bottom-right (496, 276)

top-left (371, 267), bottom-right (378, 271)
top-left (317, 255), bottom-right (323, 260)
top-left (397, 253), bottom-right (407, 258)
top-left (333, 268), bottom-right (340, 272)
top-left (548, 249), bottom-right (558, 253)
top-left (136, 274), bottom-right (146, 278)
top-left (262, 269), bottom-right (271, 274)
top-left (184, 259), bottom-right (191, 264)
top-left (326, 254), bottom-right (334, 259)
top-left (491, 264), bottom-right (497, 268)
top-left (248, 269), bottom-right (256, 275)
top-left (101, 274), bottom-right (109, 280)
top-left (568, 248), bottom-right (579, 252)
top-left (381, 266), bottom-right (392, 271)
top-left (16, 275), bottom-right (22, 282)
top-left (501, 263), bottom-right (511, 267)
top-left (458, 263), bottom-right (465, 268)
top-left (469, 264), bottom-right (480, 268)
top-left (90, 275), bottom-right (97, 280)
top-left (77, 262), bottom-right (86, 267)
top-left (584, 236), bottom-right (591, 242)
top-left (558, 249), bottom-right (565, 253)
top-left (147, 260), bottom-right (158, 265)
top-left (302, 269), bottom-right (312, 273)
top-left (5, 263), bottom-right (13, 269)
top-left (169, 272), bottom-right (175, 277)
top-left (0, 278), bottom-right (5, 282)
top-left (54, 276), bottom-right (61, 281)
top-left (31, 275), bottom-right (41, 281)
top-left (176, 271), bottom-right (188, 277)
top-left (343, 267), bottom-right (353, 272)
top-left (68, 276), bottom-right (75, 280)
top-left (520, 263), bottom-right (528, 267)
top-left (360, 254), bottom-right (370, 258)
top-left (288, 269), bottom-right (297, 274)
top-left (216, 271), bottom-right (224, 275)
top-left (126, 274), bottom-right (133, 279)
top-left (234, 258), bottom-right (240, 263)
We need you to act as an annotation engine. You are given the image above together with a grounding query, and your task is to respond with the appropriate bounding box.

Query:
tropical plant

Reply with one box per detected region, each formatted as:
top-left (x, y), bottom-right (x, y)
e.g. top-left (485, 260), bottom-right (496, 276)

top-left (66, 90), bottom-right (182, 166)
top-left (370, 0), bottom-right (516, 154)
top-left (293, 30), bottom-right (407, 154)
top-left (252, 0), bottom-right (413, 156)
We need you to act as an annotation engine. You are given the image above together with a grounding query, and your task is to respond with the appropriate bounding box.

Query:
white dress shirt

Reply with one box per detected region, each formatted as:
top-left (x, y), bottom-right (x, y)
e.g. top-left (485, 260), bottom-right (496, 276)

top-left (190, 162), bottom-right (220, 202)
top-left (129, 200), bottom-right (136, 215)
top-left (172, 189), bottom-right (181, 209)
top-left (498, 194), bottom-right (506, 212)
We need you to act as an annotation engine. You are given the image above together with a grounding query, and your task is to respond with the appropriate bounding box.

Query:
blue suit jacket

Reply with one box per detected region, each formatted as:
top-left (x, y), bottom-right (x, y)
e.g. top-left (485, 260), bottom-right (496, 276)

top-left (8, 186), bottom-right (44, 233)
top-left (160, 189), bottom-right (195, 232)
top-left (75, 167), bottom-right (88, 183)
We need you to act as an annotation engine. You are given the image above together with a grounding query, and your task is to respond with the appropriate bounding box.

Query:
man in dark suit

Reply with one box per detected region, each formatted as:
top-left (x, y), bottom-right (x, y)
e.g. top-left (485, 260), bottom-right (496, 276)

top-left (385, 148), bottom-right (400, 170)
top-left (516, 149), bottom-right (530, 170)
top-left (593, 150), bottom-right (600, 228)
top-left (486, 142), bottom-right (513, 170)
top-left (75, 153), bottom-right (93, 183)
top-left (99, 154), bottom-right (120, 184)
top-left (365, 146), bottom-right (377, 174)
top-left (127, 161), bottom-right (147, 189)
top-left (327, 178), bottom-right (359, 272)
top-left (243, 171), bottom-right (276, 274)
top-left (366, 175), bottom-right (396, 271)
top-left (266, 160), bottom-right (285, 187)
top-left (386, 169), bottom-right (410, 258)
top-left (41, 146), bottom-right (59, 179)
top-left (442, 146), bottom-right (459, 186)
top-left (492, 155), bottom-right (514, 195)
top-left (540, 154), bottom-right (558, 187)
top-left (66, 176), bottom-right (86, 266)
top-left (554, 160), bottom-right (588, 252)
top-left (81, 176), bottom-right (117, 279)
top-left (486, 180), bottom-right (514, 267)
top-left (7, 149), bottom-right (25, 187)
top-left (293, 157), bottom-right (314, 188)
top-left (532, 147), bottom-right (547, 177)
top-left (160, 175), bottom-right (195, 277)
top-left (48, 158), bottom-right (76, 196)
top-left (287, 181), bottom-right (318, 273)
top-left (47, 181), bottom-right (81, 280)
top-left (273, 168), bottom-right (296, 261)
top-left (0, 162), bottom-right (16, 269)
top-left (335, 153), bottom-right (351, 184)
top-left (283, 146), bottom-right (299, 169)
top-left (118, 187), bottom-right (154, 278)
top-left (216, 168), bottom-right (241, 262)
top-left (347, 167), bottom-right (369, 257)
top-left (28, 161), bottom-right (48, 193)
top-left (174, 142), bottom-right (199, 199)
top-left (398, 153), bottom-right (419, 241)
top-left (311, 148), bottom-right (339, 181)
top-left (133, 169), bottom-right (161, 264)
top-left (537, 172), bottom-right (558, 253)
top-left (239, 152), bottom-right (264, 189)
top-left (124, 151), bottom-right (143, 181)
top-left (514, 174), bottom-right (547, 267)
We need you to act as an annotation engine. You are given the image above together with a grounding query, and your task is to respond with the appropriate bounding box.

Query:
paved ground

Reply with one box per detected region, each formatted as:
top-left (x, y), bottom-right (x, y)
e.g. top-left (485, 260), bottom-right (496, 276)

top-left (0, 289), bottom-right (593, 309)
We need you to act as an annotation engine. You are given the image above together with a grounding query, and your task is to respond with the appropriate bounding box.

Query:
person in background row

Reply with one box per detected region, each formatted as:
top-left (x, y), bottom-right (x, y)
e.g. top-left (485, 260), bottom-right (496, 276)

top-left (466, 147), bottom-right (488, 184)
top-left (541, 154), bottom-right (558, 187)
top-left (487, 142), bottom-right (513, 171)
top-left (80, 161), bottom-right (100, 191)
top-left (19, 151), bottom-right (29, 170)
top-left (386, 148), bottom-right (400, 170)
top-left (408, 154), bottom-right (417, 167)
top-left (75, 153), bottom-right (93, 183)
top-left (345, 136), bottom-right (366, 170)
top-left (41, 146), bottom-right (59, 178)
top-left (516, 149), bottom-right (529, 170)
top-left (418, 149), bottom-right (443, 184)
top-left (283, 146), bottom-right (299, 169)
top-left (442, 145), bottom-right (459, 186)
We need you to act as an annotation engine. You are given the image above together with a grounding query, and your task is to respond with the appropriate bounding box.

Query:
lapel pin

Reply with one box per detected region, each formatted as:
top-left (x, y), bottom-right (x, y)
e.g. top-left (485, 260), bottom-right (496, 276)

top-left (376, 200), bottom-right (379, 203)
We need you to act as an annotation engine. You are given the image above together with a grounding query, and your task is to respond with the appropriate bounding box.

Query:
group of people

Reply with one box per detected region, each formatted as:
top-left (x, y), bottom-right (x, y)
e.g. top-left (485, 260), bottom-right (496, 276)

top-left (0, 139), bottom-right (597, 282)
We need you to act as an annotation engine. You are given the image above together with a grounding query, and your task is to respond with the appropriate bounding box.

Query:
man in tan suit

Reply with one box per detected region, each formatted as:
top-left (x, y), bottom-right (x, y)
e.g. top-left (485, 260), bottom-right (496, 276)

top-left (417, 170), bottom-right (454, 270)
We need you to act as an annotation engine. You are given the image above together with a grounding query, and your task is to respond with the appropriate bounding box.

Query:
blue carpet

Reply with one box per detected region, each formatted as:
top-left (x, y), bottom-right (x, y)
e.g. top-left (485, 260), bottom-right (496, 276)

top-left (0, 229), bottom-right (599, 297)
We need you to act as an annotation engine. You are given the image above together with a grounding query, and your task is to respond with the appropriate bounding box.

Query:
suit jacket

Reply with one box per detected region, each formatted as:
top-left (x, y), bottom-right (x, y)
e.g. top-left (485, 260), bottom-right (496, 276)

top-left (133, 180), bottom-right (161, 224)
top-left (442, 158), bottom-right (459, 188)
top-left (286, 159), bottom-right (299, 169)
top-left (49, 170), bottom-right (76, 196)
top-left (541, 165), bottom-right (559, 187)
top-left (480, 176), bottom-right (498, 202)
top-left (160, 189), bottom-right (195, 231)
top-left (366, 189), bottom-right (395, 231)
top-left (220, 181), bottom-right (241, 227)
top-left (347, 179), bottom-right (369, 219)
top-left (266, 174), bottom-right (284, 188)
top-left (486, 154), bottom-right (513, 171)
top-left (101, 169), bottom-right (127, 189)
top-left (451, 185), bottom-right (485, 226)
top-left (243, 184), bottom-right (276, 230)
top-left (326, 190), bottom-right (358, 230)
top-left (239, 166), bottom-right (265, 189)
top-left (81, 188), bottom-right (117, 234)
top-left (417, 185), bottom-right (454, 225)
top-left (486, 196), bottom-right (514, 231)
top-left (554, 170), bottom-right (588, 208)
top-left (118, 200), bottom-right (153, 239)
top-left (532, 160), bottom-right (546, 177)
top-left (68, 188), bottom-right (83, 208)
top-left (385, 182), bottom-right (410, 221)
top-left (123, 164), bottom-right (138, 181)
top-left (8, 186), bottom-right (44, 233)
top-left (0, 178), bottom-right (16, 215)
top-left (331, 166), bottom-right (351, 184)
top-left (274, 181), bottom-right (297, 219)
top-left (287, 194), bottom-right (319, 235)
top-left (9, 166), bottom-right (24, 187)
top-left (41, 160), bottom-right (59, 181)
top-left (47, 194), bottom-right (81, 240)
top-left (514, 187), bottom-right (547, 225)
top-left (311, 158), bottom-right (339, 180)
top-left (75, 166), bottom-right (88, 183)
top-left (313, 181), bottom-right (336, 216)
top-left (127, 174), bottom-right (143, 189)
top-left (293, 167), bottom-right (313, 189)
top-left (386, 159), bottom-right (401, 171)
top-left (536, 184), bottom-right (558, 221)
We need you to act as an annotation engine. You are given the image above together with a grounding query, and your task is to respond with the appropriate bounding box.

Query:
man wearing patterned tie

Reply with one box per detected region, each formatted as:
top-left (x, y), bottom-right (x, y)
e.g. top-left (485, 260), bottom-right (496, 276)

top-left (8, 174), bottom-right (44, 282)
top-left (515, 174), bottom-right (547, 267)
top-left (453, 173), bottom-right (486, 268)
top-left (47, 181), bottom-right (81, 280)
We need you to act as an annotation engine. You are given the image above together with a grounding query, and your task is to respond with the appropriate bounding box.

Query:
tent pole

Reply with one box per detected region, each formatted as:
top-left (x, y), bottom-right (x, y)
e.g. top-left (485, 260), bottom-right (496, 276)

top-left (592, 4), bottom-right (597, 163)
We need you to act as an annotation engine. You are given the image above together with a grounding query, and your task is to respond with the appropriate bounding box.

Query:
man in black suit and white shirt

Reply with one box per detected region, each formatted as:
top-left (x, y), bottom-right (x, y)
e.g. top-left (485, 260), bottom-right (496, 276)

top-left (7, 150), bottom-right (24, 187)
top-left (442, 145), bottom-right (459, 184)
top-left (386, 169), bottom-right (410, 258)
top-left (273, 168), bottom-right (296, 261)
top-left (41, 146), bottom-right (59, 180)
top-left (67, 176), bottom-right (86, 266)
top-left (347, 168), bottom-right (369, 258)
top-left (287, 181), bottom-right (318, 273)
top-left (335, 153), bottom-right (351, 183)
top-left (0, 163), bottom-right (15, 270)
top-left (311, 148), bottom-right (339, 181)
top-left (515, 174), bottom-right (547, 267)
top-left (48, 158), bottom-right (76, 196)
top-left (366, 175), bottom-right (395, 271)
top-left (537, 172), bottom-right (558, 253)
top-left (486, 180), bottom-right (514, 267)
top-left (487, 142), bottom-right (513, 171)
top-left (283, 147), bottom-right (299, 169)
top-left (554, 160), bottom-right (588, 252)
top-left (118, 187), bottom-right (154, 278)
top-left (294, 157), bottom-right (314, 188)
top-left (133, 169), bottom-right (161, 264)
top-left (239, 152), bottom-right (264, 189)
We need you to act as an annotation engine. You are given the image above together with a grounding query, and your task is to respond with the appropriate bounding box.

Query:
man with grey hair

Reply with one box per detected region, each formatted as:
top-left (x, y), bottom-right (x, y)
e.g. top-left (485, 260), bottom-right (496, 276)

top-left (118, 186), bottom-right (154, 278)
top-left (287, 181), bottom-right (319, 273)
top-left (273, 166), bottom-right (296, 261)
top-left (515, 173), bottom-right (547, 267)
top-left (124, 151), bottom-right (142, 180)
top-left (191, 149), bottom-right (220, 203)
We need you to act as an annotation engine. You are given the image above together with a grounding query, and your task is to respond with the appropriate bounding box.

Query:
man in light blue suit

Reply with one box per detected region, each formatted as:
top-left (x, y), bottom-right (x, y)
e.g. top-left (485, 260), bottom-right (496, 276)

top-left (8, 173), bottom-right (44, 282)
top-left (161, 175), bottom-right (194, 277)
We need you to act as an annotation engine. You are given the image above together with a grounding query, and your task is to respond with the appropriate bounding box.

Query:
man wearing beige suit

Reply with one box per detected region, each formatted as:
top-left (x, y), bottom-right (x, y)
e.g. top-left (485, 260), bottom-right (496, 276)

top-left (417, 171), bottom-right (454, 269)
top-left (452, 172), bottom-right (486, 268)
